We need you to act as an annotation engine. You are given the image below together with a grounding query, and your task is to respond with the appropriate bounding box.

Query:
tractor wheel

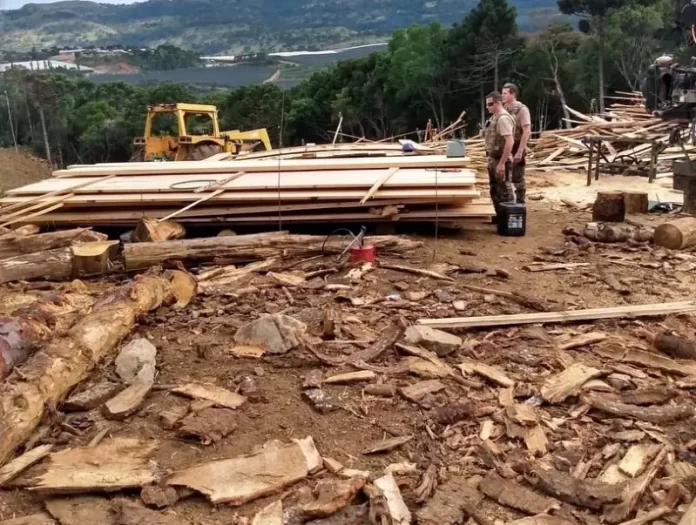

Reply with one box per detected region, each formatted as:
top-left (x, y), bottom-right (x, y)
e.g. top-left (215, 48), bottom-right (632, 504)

top-left (187, 143), bottom-right (224, 161)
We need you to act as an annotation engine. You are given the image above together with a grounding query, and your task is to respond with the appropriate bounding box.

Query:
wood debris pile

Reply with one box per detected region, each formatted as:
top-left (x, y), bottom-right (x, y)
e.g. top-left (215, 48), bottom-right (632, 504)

top-left (0, 152), bottom-right (494, 228)
top-left (465, 96), bottom-right (687, 177)
top-left (1, 216), bottom-right (696, 525)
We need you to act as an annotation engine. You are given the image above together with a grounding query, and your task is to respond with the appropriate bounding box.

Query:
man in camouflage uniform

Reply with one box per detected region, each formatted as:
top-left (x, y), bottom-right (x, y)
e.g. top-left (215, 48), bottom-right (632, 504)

top-left (502, 83), bottom-right (531, 204)
top-left (484, 91), bottom-right (515, 216)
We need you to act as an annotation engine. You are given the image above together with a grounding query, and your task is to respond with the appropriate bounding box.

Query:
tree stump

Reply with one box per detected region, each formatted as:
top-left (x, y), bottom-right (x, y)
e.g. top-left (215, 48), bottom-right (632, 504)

top-left (622, 191), bottom-right (649, 214)
top-left (683, 178), bottom-right (696, 215)
top-left (593, 191), bottom-right (626, 222)
top-left (655, 217), bottom-right (696, 249)
top-left (72, 241), bottom-right (120, 277)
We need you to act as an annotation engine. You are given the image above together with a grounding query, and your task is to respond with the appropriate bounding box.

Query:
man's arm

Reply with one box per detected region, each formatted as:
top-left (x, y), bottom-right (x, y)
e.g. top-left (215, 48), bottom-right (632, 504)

top-left (515, 106), bottom-right (532, 161)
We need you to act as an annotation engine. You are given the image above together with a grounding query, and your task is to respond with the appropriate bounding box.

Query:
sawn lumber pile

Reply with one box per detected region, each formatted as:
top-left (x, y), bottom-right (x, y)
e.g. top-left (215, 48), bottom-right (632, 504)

top-left (0, 153), bottom-right (493, 227)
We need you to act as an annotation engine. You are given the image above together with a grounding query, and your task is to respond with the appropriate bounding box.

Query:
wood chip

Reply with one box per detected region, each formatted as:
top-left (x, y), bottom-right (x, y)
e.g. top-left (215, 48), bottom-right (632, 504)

top-left (479, 472), bottom-right (559, 514)
top-left (618, 445), bottom-right (661, 478)
top-left (541, 363), bottom-right (603, 403)
top-left (558, 332), bottom-right (608, 350)
top-left (400, 380), bottom-right (445, 404)
top-left (416, 475), bottom-right (482, 525)
top-left (525, 425), bottom-right (549, 456)
top-left (530, 463), bottom-right (625, 509)
top-left (506, 404), bottom-right (540, 426)
top-left (251, 501), bottom-right (283, 525)
top-left (0, 445), bottom-right (53, 486)
top-left (171, 383), bottom-right (246, 409)
top-left (324, 371), bottom-right (376, 385)
top-left (363, 435), bottom-right (413, 455)
top-left (12, 439), bottom-right (157, 494)
top-left (0, 515), bottom-right (56, 525)
top-left (373, 472), bottom-right (411, 525)
top-left (229, 345), bottom-right (265, 358)
top-left (459, 359), bottom-right (515, 387)
top-left (167, 436), bottom-right (321, 505)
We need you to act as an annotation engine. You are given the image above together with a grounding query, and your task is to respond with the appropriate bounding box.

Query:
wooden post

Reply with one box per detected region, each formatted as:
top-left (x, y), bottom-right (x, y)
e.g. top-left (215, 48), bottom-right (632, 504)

top-left (683, 177), bottom-right (696, 215)
top-left (649, 142), bottom-right (658, 183)
top-left (4, 90), bottom-right (18, 154)
top-left (38, 104), bottom-right (51, 165)
top-left (595, 142), bottom-right (601, 182)
top-left (587, 141), bottom-right (594, 187)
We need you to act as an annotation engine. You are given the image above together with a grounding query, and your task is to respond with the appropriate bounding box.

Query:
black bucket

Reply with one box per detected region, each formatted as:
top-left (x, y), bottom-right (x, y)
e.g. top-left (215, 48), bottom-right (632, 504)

top-left (497, 202), bottom-right (527, 236)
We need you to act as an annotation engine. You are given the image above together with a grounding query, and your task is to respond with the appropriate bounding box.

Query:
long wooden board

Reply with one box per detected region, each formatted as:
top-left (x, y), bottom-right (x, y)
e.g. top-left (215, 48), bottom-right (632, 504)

top-left (10, 169), bottom-right (477, 195)
top-left (0, 188), bottom-right (480, 207)
top-left (418, 301), bottom-right (696, 329)
top-left (53, 155), bottom-right (470, 178)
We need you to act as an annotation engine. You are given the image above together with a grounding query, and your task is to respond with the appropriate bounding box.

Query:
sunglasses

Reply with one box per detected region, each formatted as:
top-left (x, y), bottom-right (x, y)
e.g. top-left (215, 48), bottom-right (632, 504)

top-left (486, 102), bottom-right (496, 107)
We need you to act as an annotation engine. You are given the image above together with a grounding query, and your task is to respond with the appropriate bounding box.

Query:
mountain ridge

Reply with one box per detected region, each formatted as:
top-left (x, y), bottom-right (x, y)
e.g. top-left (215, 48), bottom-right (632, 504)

top-left (0, 0), bottom-right (562, 54)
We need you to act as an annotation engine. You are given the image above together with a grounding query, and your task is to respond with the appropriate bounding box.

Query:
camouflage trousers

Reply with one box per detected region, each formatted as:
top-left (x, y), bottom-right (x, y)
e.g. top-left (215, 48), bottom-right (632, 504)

top-left (512, 158), bottom-right (526, 204)
top-left (487, 157), bottom-right (514, 213)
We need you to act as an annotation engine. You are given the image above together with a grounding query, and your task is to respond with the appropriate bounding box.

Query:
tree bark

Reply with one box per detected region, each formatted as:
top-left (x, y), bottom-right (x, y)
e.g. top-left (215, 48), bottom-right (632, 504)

top-left (593, 191), bottom-right (626, 222)
top-left (0, 271), bottom-right (195, 466)
top-left (0, 293), bottom-right (95, 380)
top-left (132, 218), bottom-right (186, 243)
top-left (0, 229), bottom-right (104, 260)
top-left (654, 218), bottom-right (696, 250)
top-left (0, 248), bottom-right (73, 284)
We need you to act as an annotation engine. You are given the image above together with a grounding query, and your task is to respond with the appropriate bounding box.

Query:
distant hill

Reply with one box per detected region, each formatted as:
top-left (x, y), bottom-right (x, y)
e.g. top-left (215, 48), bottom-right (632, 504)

top-left (0, 0), bottom-right (563, 54)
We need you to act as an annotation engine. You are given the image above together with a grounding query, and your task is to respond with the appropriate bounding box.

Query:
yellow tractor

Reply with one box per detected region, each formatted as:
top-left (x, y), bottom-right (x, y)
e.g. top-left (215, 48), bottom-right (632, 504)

top-left (133, 102), bottom-right (272, 161)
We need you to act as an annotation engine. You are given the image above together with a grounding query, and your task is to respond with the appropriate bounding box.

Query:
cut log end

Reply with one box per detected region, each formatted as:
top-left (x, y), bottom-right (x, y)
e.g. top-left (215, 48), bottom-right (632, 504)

top-left (654, 218), bottom-right (696, 250)
top-left (593, 192), bottom-right (626, 223)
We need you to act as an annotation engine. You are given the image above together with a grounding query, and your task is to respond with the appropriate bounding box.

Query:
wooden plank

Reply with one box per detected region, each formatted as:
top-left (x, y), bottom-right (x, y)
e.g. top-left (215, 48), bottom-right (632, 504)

top-left (418, 301), bottom-right (696, 329)
top-left (193, 171), bottom-right (246, 193)
top-left (0, 445), bottom-right (53, 486)
top-left (361, 167), bottom-right (400, 203)
top-left (1, 188), bottom-right (480, 206)
top-left (1, 203), bottom-right (65, 228)
top-left (10, 168), bottom-right (477, 195)
top-left (53, 155), bottom-right (471, 178)
top-left (0, 194), bottom-right (75, 225)
top-left (0, 175), bottom-right (117, 214)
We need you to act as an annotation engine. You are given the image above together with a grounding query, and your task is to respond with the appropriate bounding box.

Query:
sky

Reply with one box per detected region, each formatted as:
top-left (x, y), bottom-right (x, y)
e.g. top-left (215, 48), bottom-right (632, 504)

top-left (1, 0), bottom-right (141, 9)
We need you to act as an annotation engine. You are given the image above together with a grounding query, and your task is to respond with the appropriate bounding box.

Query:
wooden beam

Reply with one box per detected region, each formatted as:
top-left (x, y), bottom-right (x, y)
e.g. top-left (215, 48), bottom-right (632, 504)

top-left (418, 301), bottom-right (696, 330)
top-left (0, 202), bottom-right (66, 228)
top-left (361, 168), bottom-right (400, 204)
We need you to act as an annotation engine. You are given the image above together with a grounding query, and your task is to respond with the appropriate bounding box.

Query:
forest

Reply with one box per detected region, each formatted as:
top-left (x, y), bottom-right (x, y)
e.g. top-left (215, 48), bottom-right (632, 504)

top-left (0, 0), bottom-right (686, 168)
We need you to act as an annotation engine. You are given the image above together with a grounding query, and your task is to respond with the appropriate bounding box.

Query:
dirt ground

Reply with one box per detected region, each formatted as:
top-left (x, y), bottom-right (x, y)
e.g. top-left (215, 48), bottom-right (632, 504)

top-left (0, 171), bottom-right (695, 525)
top-left (0, 148), bottom-right (52, 195)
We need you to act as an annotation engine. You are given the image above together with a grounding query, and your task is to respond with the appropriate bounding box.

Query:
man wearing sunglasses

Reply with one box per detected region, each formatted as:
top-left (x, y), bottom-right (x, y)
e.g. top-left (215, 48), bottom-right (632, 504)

top-left (484, 91), bottom-right (515, 216)
top-left (502, 83), bottom-right (531, 204)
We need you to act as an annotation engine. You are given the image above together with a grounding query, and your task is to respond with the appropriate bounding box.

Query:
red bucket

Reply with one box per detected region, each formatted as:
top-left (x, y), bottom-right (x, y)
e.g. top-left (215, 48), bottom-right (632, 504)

top-left (351, 244), bottom-right (376, 263)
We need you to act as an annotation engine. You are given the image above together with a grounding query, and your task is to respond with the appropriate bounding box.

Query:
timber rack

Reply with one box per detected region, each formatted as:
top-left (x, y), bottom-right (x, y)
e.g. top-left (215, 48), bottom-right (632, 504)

top-left (582, 135), bottom-right (665, 186)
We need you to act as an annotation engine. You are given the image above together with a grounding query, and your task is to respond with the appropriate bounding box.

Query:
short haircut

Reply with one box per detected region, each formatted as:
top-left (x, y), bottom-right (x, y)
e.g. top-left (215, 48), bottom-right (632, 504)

top-left (486, 91), bottom-right (503, 102)
top-left (502, 83), bottom-right (519, 96)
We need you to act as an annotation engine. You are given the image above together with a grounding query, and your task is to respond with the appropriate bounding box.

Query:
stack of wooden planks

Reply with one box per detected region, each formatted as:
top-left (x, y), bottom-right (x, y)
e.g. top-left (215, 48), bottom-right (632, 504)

top-left (0, 154), bottom-right (493, 228)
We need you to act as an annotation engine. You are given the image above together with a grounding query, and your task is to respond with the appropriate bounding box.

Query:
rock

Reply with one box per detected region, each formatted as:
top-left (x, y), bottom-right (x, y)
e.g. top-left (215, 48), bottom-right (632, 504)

top-left (404, 326), bottom-right (461, 356)
top-left (323, 457), bottom-right (345, 474)
top-left (234, 314), bottom-right (307, 355)
top-left (158, 404), bottom-right (189, 430)
top-left (217, 229), bottom-right (237, 237)
top-left (239, 375), bottom-right (262, 401)
top-left (63, 381), bottom-right (124, 412)
top-left (303, 388), bottom-right (336, 414)
top-left (115, 339), bottom-right (157, 384)
top-left (453, 301), bottom-right (468, 311)
top-left (141, 484), bottom-right (180, 509)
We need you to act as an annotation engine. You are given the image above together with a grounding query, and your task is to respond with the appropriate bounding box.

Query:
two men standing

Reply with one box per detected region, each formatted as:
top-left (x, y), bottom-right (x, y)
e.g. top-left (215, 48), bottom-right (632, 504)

top-left (483, 83), bottom-right (531, 215)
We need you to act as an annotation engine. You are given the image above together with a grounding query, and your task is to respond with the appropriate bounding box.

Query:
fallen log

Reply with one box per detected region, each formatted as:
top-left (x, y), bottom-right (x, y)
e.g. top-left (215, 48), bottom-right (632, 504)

top-left (124, 232), bottom-right (421, 271)
top-left (0, 248), bottom-right (73, 284)
top-left (0, 270), bottom-right (196, 466)
top-left (655, 218), bottom-right (696, 250)
top-left (0, 293), bottom-right (96, 380)
top-left (0, 228), bottom-right (105, 260)
top-left (582, 393), bottom-right (694, 423)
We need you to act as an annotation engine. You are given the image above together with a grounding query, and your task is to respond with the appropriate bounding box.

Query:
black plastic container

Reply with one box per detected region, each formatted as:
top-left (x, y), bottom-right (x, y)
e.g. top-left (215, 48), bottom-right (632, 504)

top-left (497, 202), bottom-right (527, 236)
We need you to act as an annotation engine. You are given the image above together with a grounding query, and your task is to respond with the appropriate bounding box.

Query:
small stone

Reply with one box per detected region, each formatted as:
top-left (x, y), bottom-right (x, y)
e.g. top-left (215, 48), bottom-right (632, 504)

top-left (234, 314), bottom-right (307, 355)
top-left (394, 282), bottom-right (410, 291)
top-left (404, 291), bottom-right (431, 302)
top-left (254, 366), bottom-right (265, 377)
top-left (303, 388), bottom-right (336, 414)
top-left (453, 301), bottom-right (468, 311)
top-left (115, 339), bottom-right (157, 384)
top-left (404, 326), bottom-right (462, 356)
